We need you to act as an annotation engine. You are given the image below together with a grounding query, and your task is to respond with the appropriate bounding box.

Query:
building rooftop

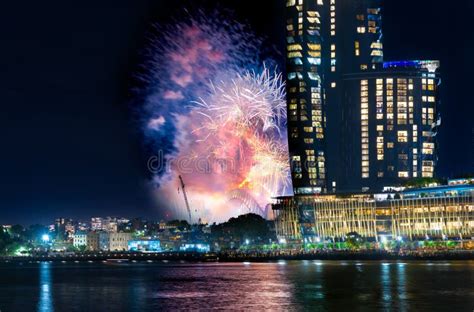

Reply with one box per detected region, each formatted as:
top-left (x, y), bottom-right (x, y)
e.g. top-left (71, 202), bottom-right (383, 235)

top-left (274, 183), bottom-right (474, 201)
top-left (383, 60), bottom-right (440, 72)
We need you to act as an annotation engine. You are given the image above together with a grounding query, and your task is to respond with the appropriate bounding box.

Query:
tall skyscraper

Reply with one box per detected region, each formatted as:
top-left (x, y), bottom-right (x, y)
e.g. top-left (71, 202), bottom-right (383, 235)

top-left (340, 61), bottom-right (441, 191)
top-left (285, 0), bottom-right (440, 193)
top-left (286, 0), bottom-right (326, 195)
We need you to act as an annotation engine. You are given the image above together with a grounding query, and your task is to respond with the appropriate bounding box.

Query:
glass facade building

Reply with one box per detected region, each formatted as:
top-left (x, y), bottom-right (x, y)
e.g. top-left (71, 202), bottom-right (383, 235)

top-left (273, 184), bottom-right (474, 242)
top-left (285, 0), bottom-right (440, 193)
top-left (340, 61), bottom-right (441, 191)
top-left (279, 1), bottom-right (450, 242)
top-left (286, 0), bottom-right (326, 194)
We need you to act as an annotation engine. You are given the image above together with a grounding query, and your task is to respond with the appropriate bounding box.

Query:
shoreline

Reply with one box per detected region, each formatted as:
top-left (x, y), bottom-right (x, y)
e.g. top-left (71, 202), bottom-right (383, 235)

top-left (1, 250), bottom-right (474, 263)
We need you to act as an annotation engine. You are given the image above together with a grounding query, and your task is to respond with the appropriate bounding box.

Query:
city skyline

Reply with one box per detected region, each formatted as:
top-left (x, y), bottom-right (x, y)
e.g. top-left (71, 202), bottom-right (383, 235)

top-left (0, 0), bottom-right (473, 224)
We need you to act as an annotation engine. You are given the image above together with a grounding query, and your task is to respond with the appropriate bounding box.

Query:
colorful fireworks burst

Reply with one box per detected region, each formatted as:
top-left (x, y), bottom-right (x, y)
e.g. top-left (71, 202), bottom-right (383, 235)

top-left (138, 10), bottom-right (290, 222)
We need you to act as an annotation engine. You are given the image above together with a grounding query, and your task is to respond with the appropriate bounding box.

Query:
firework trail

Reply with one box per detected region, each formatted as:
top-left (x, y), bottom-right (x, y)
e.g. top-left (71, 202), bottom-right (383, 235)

top-left (139, 10), bottom-right (290, 222)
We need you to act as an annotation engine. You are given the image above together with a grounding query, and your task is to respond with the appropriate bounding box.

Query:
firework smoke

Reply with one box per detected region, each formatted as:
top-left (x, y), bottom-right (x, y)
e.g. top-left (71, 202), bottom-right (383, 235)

top-left (139, 10), bottom-right (290, 222)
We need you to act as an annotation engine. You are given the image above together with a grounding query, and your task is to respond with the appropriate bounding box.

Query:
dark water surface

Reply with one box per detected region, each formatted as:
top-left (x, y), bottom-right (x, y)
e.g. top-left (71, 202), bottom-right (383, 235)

top-left (0, 260), bottom-right (473, 311)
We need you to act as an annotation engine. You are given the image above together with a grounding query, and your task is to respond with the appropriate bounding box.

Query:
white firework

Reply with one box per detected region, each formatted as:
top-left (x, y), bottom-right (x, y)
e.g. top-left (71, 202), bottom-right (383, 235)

top-left (193, 66), bottom-right (287, 139)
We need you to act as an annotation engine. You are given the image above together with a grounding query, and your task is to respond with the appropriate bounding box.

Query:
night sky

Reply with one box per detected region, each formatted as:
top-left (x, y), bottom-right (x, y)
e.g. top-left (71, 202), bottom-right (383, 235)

top-left (1, 0), bottom-right (473, 225)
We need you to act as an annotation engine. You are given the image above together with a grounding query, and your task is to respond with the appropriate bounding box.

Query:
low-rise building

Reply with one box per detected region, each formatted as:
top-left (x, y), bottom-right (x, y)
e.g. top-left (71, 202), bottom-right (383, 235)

top-left (179, 243), bottom-right (210, 253)
top-left (87, 232), bottom-right (100, 251)
top-left (273, 183), bottom-right (474, 242)
top-left (128, 239), bottom-right (161, 252)
top-left (109, 232), bottom-right (132, 251)
top-left (73, 232), bottom-right (87, 248)
top-left (97, 232), bottom-right (132, 251)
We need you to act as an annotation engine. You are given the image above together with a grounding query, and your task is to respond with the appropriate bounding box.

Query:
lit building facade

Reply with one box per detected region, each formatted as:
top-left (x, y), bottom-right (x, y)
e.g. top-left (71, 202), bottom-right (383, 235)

top-left (273, 184), bottom-right (474, 242)
top-left (285, 0), bottom-right (441, 193)
top-left (339, 61), bottom-right (441, 191)
top-left (286, 0), bottom-right (327, 194)
top-left (87, 232), bottom-right (100, 251)
top-left (73, 232), bottom-right (87, 248)
top-left (128, 240), bottom-right (161, 252)
top-left (324, 0), bottom-right (384, 193)
top-left (98, 232), bottom-right (132, 252)
top-left (91, 217), bottom-right (103, 231)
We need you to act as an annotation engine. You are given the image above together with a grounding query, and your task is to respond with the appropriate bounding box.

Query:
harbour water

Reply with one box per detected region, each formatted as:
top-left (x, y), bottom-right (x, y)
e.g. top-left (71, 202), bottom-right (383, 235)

top-left (0, 260), bottom-right (473, 311)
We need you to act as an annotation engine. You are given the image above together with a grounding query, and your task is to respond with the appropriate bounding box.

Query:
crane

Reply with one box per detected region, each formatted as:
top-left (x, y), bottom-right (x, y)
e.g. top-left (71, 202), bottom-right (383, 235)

top-left (178, 175), bottom-right (192, 223)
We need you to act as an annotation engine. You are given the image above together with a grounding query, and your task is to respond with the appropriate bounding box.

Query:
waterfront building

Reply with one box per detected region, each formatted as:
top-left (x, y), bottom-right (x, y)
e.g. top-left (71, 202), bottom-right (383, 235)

top-left (73, 232), bottom-right (87, 248)
top-left (285, 0), bottom-right (441, 193)
top-left (286, 0), bottom-right (327, 194)
top-left (128, 239), bottom-right (161, 252)
top-left (98, 232), bottom-right (132, 251)
top-left (273, 183), bottom-right (474, 242)
top-left (86, 232), bottom-right (100, 251)
top-left (339, 61), bottom-right (441, 191)
top-left (109, 233), bottom-right (132, 251)
top-left (179, 243), bottom-right (210, 253)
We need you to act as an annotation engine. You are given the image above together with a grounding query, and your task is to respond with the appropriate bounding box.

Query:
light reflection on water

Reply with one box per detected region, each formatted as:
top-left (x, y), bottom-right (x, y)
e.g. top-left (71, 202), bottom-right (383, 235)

top-left (0, 260), bottom-right (472, 311)
top-left (38, 262), bottom-right (53, 312)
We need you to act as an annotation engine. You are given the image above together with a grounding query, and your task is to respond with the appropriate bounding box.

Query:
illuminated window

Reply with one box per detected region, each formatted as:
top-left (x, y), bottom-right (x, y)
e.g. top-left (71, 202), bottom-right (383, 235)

top-left (422, 142), bottom-right (434, 155)
top-left (307, 17), bottom-right (321, 24)
top-left (307, 43), bottom-right (321, 50)
top-left (287, 44), bottom-right (302, 51)
top-left (288, 52), bottom-right (303, 58)
top-left (398, 171), bottom-right (409, 178)
top-left (360, 80), bottom-right (369, 178)
top-left (307, 57), bottom-right (321, 65)
top-left (371, 42), bottom-right (383, 49)
top-left (397, 131), bottom-right (408, 143)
